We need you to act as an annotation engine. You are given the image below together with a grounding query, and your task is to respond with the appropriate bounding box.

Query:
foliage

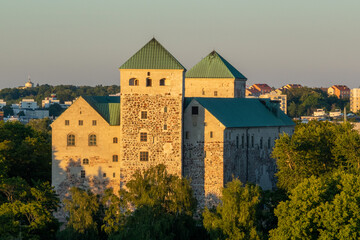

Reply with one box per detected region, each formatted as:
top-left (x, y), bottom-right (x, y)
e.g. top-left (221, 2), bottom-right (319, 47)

top-left (272, 121), bottom-right (360, 191)
top-left (0, 178), bottom-right (59, 240)
top-left (203, 179), bottom-right (262, 240)
top-left (0, 84), bottom-right (120, 106)
top-left (270, 172), bottom-right (360, 240)
top-left (27, 118), bottom-right (52, 135)
top-left (110, 164), bottom-right (201, 240)
top-left (0, 121), bottom-right (51, 183)
top-left (49, 103), bottom-right (65, 117)
top-left (284, 87), bottom-right (349, 118)
top-left (58, 187), bottom-right (102, 240)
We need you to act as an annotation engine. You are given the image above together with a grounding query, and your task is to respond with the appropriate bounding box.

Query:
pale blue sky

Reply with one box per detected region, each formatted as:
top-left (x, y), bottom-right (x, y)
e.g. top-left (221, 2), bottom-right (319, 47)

top-left (1, 0), bottom-right (359, 89)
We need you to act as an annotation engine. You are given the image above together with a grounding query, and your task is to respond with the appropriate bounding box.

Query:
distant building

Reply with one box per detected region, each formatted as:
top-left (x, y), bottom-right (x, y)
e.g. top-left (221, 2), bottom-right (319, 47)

top-left (328, 85), bottom-right (350, 99)
top-left (350, 88), bottom-right (360, 113)
top-left (245, 88), bottom-right (261, 97)
top-left (283, 84), bottom-right (302, 90)
top-left (19, 99), bottom-right (38, 110)
top-left (329, 109), bottom-right (342, 118)
top-left (249, 84), bottom-right (272, 95)
top-left (19, 77), bottom-right (34, 89)
top-left (42, 94), bottom-right (61, 108)
top-left (313, 109), bottom-right (326, 117)
top-left (0, 99), bottom-right (6, 108)
top-left (259, 91), bottom-right (287, 114)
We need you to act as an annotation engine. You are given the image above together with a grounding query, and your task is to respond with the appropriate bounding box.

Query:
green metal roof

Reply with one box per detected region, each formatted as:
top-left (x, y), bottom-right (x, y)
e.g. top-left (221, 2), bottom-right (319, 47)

top-left (82, 96), bottom-right (120, 126)
top-left (186, 97), bottom-right (294, 128)
top-left (185, 51), bottom-right (247, 79)
top-left (119, 38), bottom-right (185, 70)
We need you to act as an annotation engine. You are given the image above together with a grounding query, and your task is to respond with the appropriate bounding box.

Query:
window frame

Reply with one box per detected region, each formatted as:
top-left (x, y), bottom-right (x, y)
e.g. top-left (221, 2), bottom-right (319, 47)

top-left (113, 137), bottom-right (118, 143)
top-left (140, 151), bottom-right (149, 161)
top-left (192, 106), bottom-right (199, 115)
top-left (112, 155), bottom-right (118, 162)
top-left (141, 111), bottom-right (147, 119)
top-left (83, 158), bottom-right (89, 165)
top-left (67, 134), bottom-right (75, 146)
top-left (88, 134), bottom-right (97, 146)
top-left (140, 132), bottom-right (147, 142)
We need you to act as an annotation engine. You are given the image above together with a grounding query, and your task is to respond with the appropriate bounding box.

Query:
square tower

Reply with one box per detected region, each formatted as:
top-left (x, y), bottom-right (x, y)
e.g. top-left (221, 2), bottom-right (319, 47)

top-left (119, 38), bottom-right (186, 186)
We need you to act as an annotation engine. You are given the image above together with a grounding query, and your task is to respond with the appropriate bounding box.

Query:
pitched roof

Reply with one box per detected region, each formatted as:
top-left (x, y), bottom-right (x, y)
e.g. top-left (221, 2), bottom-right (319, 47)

top-left (185, 51), bottom-right (247, 79)
top-left (119, 38), bottom-right (185, 70)
top-left (186, 97), bottom-right (294, 128)
top-left (82, 96), bottom-right (120, 126)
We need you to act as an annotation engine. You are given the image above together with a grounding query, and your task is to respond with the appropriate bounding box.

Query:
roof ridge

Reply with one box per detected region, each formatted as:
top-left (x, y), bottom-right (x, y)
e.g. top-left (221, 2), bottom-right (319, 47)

top-left (185, 51), bottom-right (247, 79)
top-left (119, 38), bottom-right (185, 70)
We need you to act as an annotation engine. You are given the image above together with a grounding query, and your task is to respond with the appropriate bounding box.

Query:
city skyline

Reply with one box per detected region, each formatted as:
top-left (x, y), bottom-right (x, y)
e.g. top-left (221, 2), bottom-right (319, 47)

top-left (1, 0), bottom-right (359, 89)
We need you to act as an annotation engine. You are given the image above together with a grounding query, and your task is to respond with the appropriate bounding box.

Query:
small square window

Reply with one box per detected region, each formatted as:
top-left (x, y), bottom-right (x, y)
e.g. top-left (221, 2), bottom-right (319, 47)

top-left (192, 106), bottom-right (198, 115)
top-left (113, 137), bottom-right (118, 143)
top-left (113, 173), bottom-right (116, 178)
top-left (214, 91), bottom-right (218, 96)
top-left (92, 120), bottom-right (97, 126)
top-left (103, 173), bottom-right (106, 177)
top-left (147, 72), bottom-right (150, 76)
top-left (140, 132), bottom-right (147, 142)
top-left (141, 111), bottom-right (147, 119)
top-left (79, 120), bottom-right (83, 126)
top-left (65, 120), bottom-right (69, 126)
top-left (140, 151), bottom-right (149, 161)
top-left (164, 124), bottom-right (167, 130)
top-left (83, 158), bottom-right (89, 165)
top-left (112, 155), bottom-right (118, 162)
top-left (81, 170), bottom-right (85, 178)
top-left (210, 131), bottom-right (213, 138)
top-left (164, 106), bottom-right (167, 112)
top-left (185, 131), bottom-right (189, 139)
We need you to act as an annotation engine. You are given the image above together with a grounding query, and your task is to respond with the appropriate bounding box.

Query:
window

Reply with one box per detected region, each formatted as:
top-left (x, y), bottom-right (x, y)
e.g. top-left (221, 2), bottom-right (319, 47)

top-left (164, 106), bottom-right (167, 112)
top-left (81, 170), bottom-right (85, 178)
top-left (160, 78), bottom-right (166, 86)
top-left (113, 173), bottom-right (116, 178)
top-left (202, 89), bottom-right (205, 95)
top-left (129, 78), bottom-right (139, 86)
top-left (83, 158), bottom-right (89, 165)
top-left (140, 132), bottom-right (147, 142)
top-left (185, 131), bottom-right (190, 139)
top-left (141, 111), bottom-right (147, 119)
top-left (242, 135), bottom-right (244, 148)
top-left (103, 173), bottom-right (106, 177)
top-left (65, 120), bottom-right (69, 126)
top-left (260, 137), bottom-right (263, 149)
top-left (210, 131), bottom-right (213, 138)
top-left (89, 134), bottom-right (97, 146)
top-left (192, 106), bottom-right (198, 115)
top-left (214, 91), bottom-right (218, 96)
top-left (251, 135), bottom-right (254, 148)
top-left (146, 78), bottom-right (152, 87)
top-left (164, 125), bottom-right (167, 130)
top-left (140, 151), bottom-right (149, 161)
top-left (112, 155), bottom-right (118, 162)
top-left (268, 137), bottom-right (271, 148)
top-left (147, 72), bottom-right (150, 76)
top-left (113, 137), bottom-right (118, 143)
top-left (236, 136), bottom-right (239, 149)
top-left (79, 120), bottom-right (83, 126)
top-left (67, 134), bottom-right (75, 146)
top-left (92, 120), bottom-right (97, 126)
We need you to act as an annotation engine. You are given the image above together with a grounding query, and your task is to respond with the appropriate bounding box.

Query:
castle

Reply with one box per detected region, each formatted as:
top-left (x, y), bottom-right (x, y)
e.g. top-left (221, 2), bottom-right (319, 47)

top-left (51, 39), bottom-right (294, 208)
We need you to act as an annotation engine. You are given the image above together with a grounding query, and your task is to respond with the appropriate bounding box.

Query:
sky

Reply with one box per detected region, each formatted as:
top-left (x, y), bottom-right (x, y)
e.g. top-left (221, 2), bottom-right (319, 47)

top-left (0, 0), bottom-right (359, 89)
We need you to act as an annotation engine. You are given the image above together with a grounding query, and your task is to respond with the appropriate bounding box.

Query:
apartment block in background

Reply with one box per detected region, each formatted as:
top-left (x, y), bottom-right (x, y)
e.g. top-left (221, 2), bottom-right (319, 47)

top-left (328, 85), bottom-right (350, 99)
top-left (350, 88), bottom-right (360, 113)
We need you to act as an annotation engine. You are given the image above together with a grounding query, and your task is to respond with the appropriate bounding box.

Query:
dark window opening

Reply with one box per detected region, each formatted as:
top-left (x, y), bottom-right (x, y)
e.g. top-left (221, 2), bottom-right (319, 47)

top-left (192, 106), bottom-right (199, 115)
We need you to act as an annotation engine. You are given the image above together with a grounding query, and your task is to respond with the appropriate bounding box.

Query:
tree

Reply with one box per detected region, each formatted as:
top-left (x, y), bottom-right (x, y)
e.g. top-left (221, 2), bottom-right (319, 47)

top-left (270, 172), bottom-right (360, 240)
top-left (272, 121), bottom-right (360, 191)
top-left (27, 118), bottom-right (52, 135)
top-left (1, 105), bottom-right (13, 117)
top-left (49, 103), bottom-right (64, 117)
top-left (0, 178), bottom-right (59, 240)
top-left (58, 187), bottom-right (101, 240)
top-left (110, 164), bottom-right (201, 240)
top-left (203, 179), bottom-right (262, 240)
top-left (0, 121), bottom-right (51, 183)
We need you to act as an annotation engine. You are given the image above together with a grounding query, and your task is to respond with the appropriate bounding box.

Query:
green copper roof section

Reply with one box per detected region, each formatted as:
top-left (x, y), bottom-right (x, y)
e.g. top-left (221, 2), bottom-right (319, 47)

top-left (119, 38), bottom-right (185, 70)
top-left (186, 51), bottom-right (247, 79)
top-left (186, 97), bottom-right (294, 128)
top-left (82, 96), bottom-right (120, 126)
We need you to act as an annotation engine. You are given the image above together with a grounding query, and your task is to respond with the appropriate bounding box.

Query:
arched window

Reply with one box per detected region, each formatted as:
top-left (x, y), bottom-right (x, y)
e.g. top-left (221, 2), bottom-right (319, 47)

top-left (129, 78), bottom-right (139, 86)
top-left (113, 137), bottom-right (118, 143)
top-left (67, 134), bottom-right (75, 146)
top-left (146, 78), bottom-right (152, 87)
top-left (83, 158), bottom-right (89, 165)
top-left (112, 155), bottom-right (118, 162)
top-left (89, 134), bottom-right (97, 146)
top-left (159, 78), bottom-right (166, 86)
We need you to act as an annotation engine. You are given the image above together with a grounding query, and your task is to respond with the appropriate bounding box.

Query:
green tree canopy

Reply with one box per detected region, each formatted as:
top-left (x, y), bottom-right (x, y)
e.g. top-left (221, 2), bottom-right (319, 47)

top-left (203, 179), bottom-right (262, 240)
top-left (270, 172), bottom-right (360, 240)
top-left (272, 121), bottom-right (360, 191)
